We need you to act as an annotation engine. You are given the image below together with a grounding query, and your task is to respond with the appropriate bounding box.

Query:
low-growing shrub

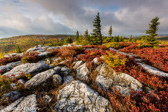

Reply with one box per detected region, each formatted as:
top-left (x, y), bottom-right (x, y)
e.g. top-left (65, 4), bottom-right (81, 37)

top-left (59, 46), bottom-right (84, 59)
top-left (47, 49), bottom-right (60, 57)
top-left (0, 75), bottom-right (12, 96)
top-left (0, 56), bottom-right (21, 66)
top-left (103, 51), bottom-right (127, 67)
top-left (21, 51), bottom-right (41, 63)
top-left (105, 42), bottom-right (121, 49)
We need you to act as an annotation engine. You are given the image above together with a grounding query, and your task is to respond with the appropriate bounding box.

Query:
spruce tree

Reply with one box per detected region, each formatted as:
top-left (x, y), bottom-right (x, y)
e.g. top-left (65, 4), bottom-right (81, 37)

top-left (75, 31), bottom-right (79, 42)
top-left (84, 29), bottom-right (88, 38)
top-left (64, 36), bottom-right (73, 45)
top-left (129, 35), bottom-right (132, 42)
top-left (145, 17), bottom-right (160, 47)
top-left (15, 45), bottom-right (21, 53)
top-left (92, 12), bottom-right (102, 45)
top-left (108, 26), bottom-right (112, 37)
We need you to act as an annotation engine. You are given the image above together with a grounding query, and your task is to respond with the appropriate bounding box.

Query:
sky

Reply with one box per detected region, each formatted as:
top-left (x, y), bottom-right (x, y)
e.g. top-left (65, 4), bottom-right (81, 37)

top-left (0, 0), bottom-right (168, 38)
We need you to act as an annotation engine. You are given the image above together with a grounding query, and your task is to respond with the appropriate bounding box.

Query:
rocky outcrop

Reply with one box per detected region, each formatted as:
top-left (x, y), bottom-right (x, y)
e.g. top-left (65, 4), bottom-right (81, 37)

top-left (13, 94), bottom-right (37, 112)
top-left (1, 91), bottom-right (20, 102)
top-left (0, 61), bottom-right (21, 74)
top-left (96, 64), bottom-right (142, 95)
top-left (4, 53), bottom-right (23, 58)
top-left (0, 97), bottom-right (24, 112)
top-left (3, 62), bottom-right (49, 79)
top-left (0, 94), bottom-right (37, 112)
top-left (24, 69), bottom-right (56, 89)
top-left (76, 63), bottom-right (89, 81)
top-left (54, 80), bottom-right (112, 112)
top-left (138, 63), bottom-right (168, 77)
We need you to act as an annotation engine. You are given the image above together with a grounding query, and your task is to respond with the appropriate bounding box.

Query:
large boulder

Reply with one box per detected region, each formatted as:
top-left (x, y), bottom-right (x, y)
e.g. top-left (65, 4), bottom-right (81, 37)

top-left (0, 61), bottom-right (21, 74)
top-left (54, 80), bottom-right (112, 112)
top-left (13, 94), bottom-right (37, 112)
top-left (96, 64), bottom-right (142, 95)
top-left (0, 97), bottom-right (24, 112)
top-left (1, 94), bottom-right (37, 112)
top-left (138, 63), bottom-right (168, 77)
top-left (1, 91), bottom-right (20, 102)
top-left (76, 63), bottom-right (89, 81)
top-left (3, 62), bottom-right (49, 79)
top-left (4, 53), bottom-right (23, 58)
top-left (24, 69), bottom-right (56, 89)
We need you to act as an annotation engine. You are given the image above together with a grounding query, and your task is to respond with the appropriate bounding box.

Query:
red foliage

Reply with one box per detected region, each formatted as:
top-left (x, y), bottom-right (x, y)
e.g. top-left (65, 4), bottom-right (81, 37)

top-left (77, 49), bottom-right (108, 62)
top-left (108, 87), bottom-right (168, 112)
top-left (0, 56), bottom-right (21, 66)
top-left (82, 45), bottom-right (109, 50)
top-left (111, 56), bottom-right (168, 91)
top-left (120, 46), bottom-right (168, 72)
top-left (21, 51), bottom-right (41, 63)
top-left (59, 46), bottom-right (84, 59)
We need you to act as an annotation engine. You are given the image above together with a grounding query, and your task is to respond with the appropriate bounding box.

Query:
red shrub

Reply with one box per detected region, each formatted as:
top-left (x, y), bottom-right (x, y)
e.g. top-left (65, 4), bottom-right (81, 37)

top-left (59, 46), bottom-right (84, 59)
top-left (21, 51), bottom-right (41, 63)
top-left (0, 56), bottom-right (21, 66)
top-left (78, 49), bottom-right (108, 62)
top-left (120, 46), bottom-right (168, 72)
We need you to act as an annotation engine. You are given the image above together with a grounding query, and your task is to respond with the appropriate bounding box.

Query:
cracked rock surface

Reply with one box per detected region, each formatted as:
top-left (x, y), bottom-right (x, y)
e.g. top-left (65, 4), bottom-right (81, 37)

top-left (24, 69), bottom-right (56, 89)
top-left (3, 62), bottom-right (49, 79)
top-left (54, 80), bottom-right (112, 112)
top-left (96, 64), bottom-right (142, 95)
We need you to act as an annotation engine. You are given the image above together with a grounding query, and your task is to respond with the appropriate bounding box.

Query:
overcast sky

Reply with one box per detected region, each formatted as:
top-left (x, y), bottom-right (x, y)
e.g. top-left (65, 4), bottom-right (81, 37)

top-left (0, 0), bottom-right (168, 38)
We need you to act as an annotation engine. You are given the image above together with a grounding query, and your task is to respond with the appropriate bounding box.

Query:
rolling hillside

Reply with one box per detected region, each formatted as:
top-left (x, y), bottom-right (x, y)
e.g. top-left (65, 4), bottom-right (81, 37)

top-left (0, 34), bottom-right (75, 54)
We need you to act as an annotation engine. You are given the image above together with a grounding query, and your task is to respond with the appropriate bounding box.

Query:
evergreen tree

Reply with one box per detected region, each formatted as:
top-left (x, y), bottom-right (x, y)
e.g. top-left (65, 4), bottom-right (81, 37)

top-left (145, 17), bottom-right (160, 47)
top-left (64, 36), bottom-right (73, 45)
top-left (84, 29), bottom-right (88, 38)
top-left (92, 12), bottom-right (102, 45)
top-left (15, 45), bottom-right (21, 53)
top-left (119, 36), bottom-right (124, 42)
top-left (129, 35), bottom-right (132, 42)
top-left (75, 31), bottom-right (79, 42)
top-left (108, 26), bottom-right (112, 37)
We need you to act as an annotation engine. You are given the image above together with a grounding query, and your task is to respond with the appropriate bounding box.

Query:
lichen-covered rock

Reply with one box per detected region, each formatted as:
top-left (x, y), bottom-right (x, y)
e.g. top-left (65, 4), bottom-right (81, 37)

top-left (93, 57), bottom-right (101, 65)
top-left (1, 91), bottom-right (20, 102)
top-left (4, 53), bottom-right (23, 58)
top-left (96, 64), bottom-right (142, 95)
top-left (63, 75), bottom-right (74, 84)
top-left (38, 52), bottom-right (50, 57)
top-left (13, 94), bottom-right (37, 112)
top-left (52, 74), bottom-right (62, 87)
top-left (25, 69), bottom-right (56, 89)
top-left (3, 62), bottom-right (49, 79)
top-left (61, 66), bottom-right (71, 76)
top-left (0, 97), bottom-right (24, 112)
top-left (54, 66), bottom-right (61, 74)
top-left (76, 63), bottom-right (89, 81)
top-left (138, 63), bottom-right (168, 77)
top-left (26, 45), bottom-right (46, 53)
top-left (10, 83), bottom-right (17, 89)
top-left (0, 61), bottom-right (21, 74)
top-left (54, 80), bottom-right (112, 112)
top-left (73, 61), bottom-right (83, 69)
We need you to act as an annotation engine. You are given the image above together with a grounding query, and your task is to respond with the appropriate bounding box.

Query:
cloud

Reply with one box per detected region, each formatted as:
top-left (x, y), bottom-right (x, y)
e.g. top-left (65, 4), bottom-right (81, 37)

top-left (0, 0), bottom-right (168, 38)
